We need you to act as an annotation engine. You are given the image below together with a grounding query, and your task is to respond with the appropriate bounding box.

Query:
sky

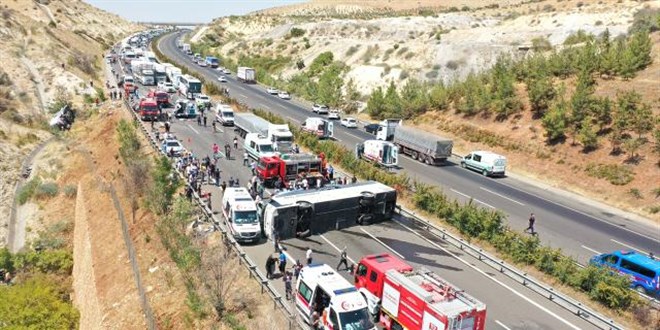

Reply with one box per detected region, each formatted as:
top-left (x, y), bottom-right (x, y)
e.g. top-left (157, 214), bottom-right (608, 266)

top-left (84, 0), bottom-right (308, 24)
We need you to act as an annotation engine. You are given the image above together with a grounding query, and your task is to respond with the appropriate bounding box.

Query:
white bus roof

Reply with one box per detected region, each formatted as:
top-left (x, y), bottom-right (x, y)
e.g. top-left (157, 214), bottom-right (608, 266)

top-left (180, 74), bottom-right (201, 83)
top-left (270, 181), bottom-right (393, 207)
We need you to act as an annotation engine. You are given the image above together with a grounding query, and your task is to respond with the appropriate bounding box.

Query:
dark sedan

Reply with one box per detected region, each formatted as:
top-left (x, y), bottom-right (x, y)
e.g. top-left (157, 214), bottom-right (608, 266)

top-left (364, 123), bottom-right (379, 134)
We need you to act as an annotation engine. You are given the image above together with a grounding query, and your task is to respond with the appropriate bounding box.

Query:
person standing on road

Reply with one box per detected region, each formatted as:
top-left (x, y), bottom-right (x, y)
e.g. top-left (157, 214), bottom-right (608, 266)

top-left (233, 137), bottom-right (238, 149)
top-left (306, 247), bottom-right (313, 265)
top-left (197, 114), bottom-right (202, 126)
top-left (212, 143), bottom-right (219, 159)
top-left (212, 121), bottom-right (217, 133)
top-left (224, 143), bottom-right (231, 159)
top-left (243, 152), bottom-right (249, 166)
top-left (203, 115), bottom-right (207, 127)
top-left (279, 250), bottom-right (287, 274)
top-left (266, 255), bottom-right (276, 279)
top-left (337, 246), bottom-right (349, 271)
top-left (525, 213), bottom-right (536, 235)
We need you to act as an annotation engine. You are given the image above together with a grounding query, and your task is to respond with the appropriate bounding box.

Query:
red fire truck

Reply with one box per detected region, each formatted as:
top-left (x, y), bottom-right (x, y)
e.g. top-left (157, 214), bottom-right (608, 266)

top-left (138, 98), bottom-right (159, 121)
top-left (147, 89), bottom-right (169, 106)
top-left (354, 254), bottom-right (487, 330)
top-left (256, 153), bottom-right (325, 187)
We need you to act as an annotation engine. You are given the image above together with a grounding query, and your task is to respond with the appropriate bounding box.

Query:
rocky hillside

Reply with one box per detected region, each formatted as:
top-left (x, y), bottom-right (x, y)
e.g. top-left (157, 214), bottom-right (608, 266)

top-left (198, 0), bottom-right (643, 95)
top-left (0, 0), bottom-right (141, 246)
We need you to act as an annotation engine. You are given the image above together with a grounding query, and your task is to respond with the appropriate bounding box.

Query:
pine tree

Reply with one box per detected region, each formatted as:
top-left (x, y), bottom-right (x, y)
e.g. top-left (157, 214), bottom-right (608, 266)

top-left (570, 69), bottom-right (595, 133)
top-left (317, 63), bottom-right (344, 107)
top-left (578, 117), bottom-right (599, 151)
top-left (628, 29), bottom-right (653, 71)
top-left (631, 102), bottom-right (654, 139)
top-left (383, 81), bottom-right (402, 118)
top-left (490, 56), bottom-right (521, 119)
top-left (400, 79), bottom-right (430, 118)
top-left (366, 87), bottom-right (386, 119)
top-left (429, 82), bottom-right (449, 110)
top-left (589, 96), bottom-right (612, 133)
top-left (542, 100), bottom-right (569, 142)
top-left (526, 74), bottom-right (555, 117)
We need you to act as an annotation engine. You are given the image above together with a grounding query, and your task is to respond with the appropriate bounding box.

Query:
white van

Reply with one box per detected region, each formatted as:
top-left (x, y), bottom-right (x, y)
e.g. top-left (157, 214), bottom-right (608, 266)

top-left (221, 187), bottom-right (261, 243)
top-left (460, 151), bottom-right (507, 177)
top-left (215, 104), bottom-right (234, 126)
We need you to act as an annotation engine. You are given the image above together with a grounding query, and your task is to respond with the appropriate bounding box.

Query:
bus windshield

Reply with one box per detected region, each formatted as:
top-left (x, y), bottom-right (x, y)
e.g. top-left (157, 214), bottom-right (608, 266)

top-left (339, 308), bottom-right (374, 330)
top-left (188, 82), bottom-right (202, 93)
top-left (233, 211), bottom-right (258, 224)
top-left (259, 144), bottom-right (274, 153)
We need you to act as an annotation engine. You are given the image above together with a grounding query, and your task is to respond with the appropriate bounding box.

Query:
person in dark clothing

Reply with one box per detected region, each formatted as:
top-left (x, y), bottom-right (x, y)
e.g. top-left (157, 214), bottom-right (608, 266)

top-left (197, 115), bottom-right (202, 126)
top-left (279, 251), bottom-right (287, 274)
top-left (337, 247), bottom-right (349, 271)
top-left (203, 115), bottom-right (207, 127)
top-left (266, 255), bottom-right (276, 279)
top-left (224, 143), bottom-right (231, 159)
top-left (351, 175), bottom-right (357, 184)
top-left (164, 121), bottom-right (170, 133)
top-left (214, 167), bottom-right (221, 186)
top-left (525, 213), bottom-right (536, 235)
top-left (221, 181), bottom-right (227, 191)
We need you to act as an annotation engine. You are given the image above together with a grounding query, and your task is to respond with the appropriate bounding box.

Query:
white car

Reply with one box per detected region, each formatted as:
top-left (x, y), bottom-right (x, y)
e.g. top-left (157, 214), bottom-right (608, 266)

top-left (340, 117), bottom-right (357, 128)
top-left (198, 60), bottom-right (208, 67)
top-left (217, 76), bottom-right (227, 83)
top-left (223, 68), bottom-right (231, 74)
top-left (266, 87), bottom-right (279, 95)
top-left (158, 81), bottom-right (177, 93)
top-left (162, 139), bottom-right (185, 156)
top-left (195, 94), bottom-right (211, 107)
top-left (278, 91), bottom-right (291, 100)
top-left (312, 103), bottom-right (329, 114)
top-left (328, 110), bottom-right (340, 120)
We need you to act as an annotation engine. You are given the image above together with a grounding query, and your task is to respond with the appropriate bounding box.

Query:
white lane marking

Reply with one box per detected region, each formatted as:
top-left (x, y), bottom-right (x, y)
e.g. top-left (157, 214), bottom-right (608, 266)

top-left (450, 189), bottom-right (496, 210)
top-left (480, 187), bottom-right (525, 206)
top-left (394, 220), bottom-right (582, 330)
top-left (277, 103), bottom-right (288, 110)
top-left (359, 228), bottom-right (405, 260)
top-left (258, 103), bottom-right (269, 109)
top-left (611, 239), bottom-right (650, 255)
top-left (343, 130), bottom-right (365, 141)
top-left (286, 116), bottom-right (299, 124)
top-left (239, 94), bottom-right (247, 99)
top-left (581, 245), bottom-right (601, 255)
top-left (495, 320), bottom-right (512, 330)
top-left (187, 124), bottom-right (200, 135)
top-left (495, 180), bottom-right (660, 244)
top-left (319, 234), bottom-right (356, 264)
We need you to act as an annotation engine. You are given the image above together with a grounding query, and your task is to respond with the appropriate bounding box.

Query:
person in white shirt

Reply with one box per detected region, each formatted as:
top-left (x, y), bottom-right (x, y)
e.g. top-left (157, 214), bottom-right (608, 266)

top-left (306, 247), bottom-right (313, 265)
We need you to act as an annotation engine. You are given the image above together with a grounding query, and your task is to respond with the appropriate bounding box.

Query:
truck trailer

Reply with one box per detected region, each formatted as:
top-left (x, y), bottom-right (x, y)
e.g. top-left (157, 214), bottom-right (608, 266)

top-left (237, 66), bottom-right (256, 83)
top-left (234, 113), bottom-right (293, 152)
top-left (355, 253), bottom-right (487, 330)
top-left (376, 120), bottom-right (453, 165)
top-left (258, 181), bottom-right (397, 240)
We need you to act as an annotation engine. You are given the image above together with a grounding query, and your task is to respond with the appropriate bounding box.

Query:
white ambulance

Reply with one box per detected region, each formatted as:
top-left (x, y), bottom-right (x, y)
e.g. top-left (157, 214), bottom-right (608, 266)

top-left (296, 264), bottom-right (376, 330)
top-left (221, 187), bottom-right (261, 243)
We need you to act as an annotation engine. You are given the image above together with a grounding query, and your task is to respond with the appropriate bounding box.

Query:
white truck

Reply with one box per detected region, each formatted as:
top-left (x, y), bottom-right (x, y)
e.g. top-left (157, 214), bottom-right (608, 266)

top-left (165, 66), bottom-right (182, 86)
top-left (131, 60), bottom-right (155, 86)
top-left (152, 63), bottom-right (167, 84)
top-left (244, 133), bottom-right (278, 161)
top-left (215, 104), bottom-right (235, 126)
top-left (377, 120), bottom-right (453, 166)
top-left (302, 117), bottom-right (333, 139)
top-left (182, 43), bottom-right (192, 55)
top-left (234, 113), bottom-right (293, 153)
top-left (296, 264), bottom-right (376, 330)
top-left (258, 181), bottom-right (397, 240)
top-left (221, 187), bottom-right (261, 243)
top-left (355, 140), bottom-right (399, 168)
top-left (237, 66), bottom-right (256, 83)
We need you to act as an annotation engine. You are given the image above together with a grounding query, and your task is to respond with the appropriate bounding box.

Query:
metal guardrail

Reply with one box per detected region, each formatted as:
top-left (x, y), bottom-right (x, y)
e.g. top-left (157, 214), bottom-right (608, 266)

top-left (395, 206), bottom-right (626, 330)
top-left (120, 97), bottom-right (302, 329)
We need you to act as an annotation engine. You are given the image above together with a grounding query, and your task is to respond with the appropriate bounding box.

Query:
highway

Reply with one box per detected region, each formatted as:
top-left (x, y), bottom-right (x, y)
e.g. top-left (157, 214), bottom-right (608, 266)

top-left (106, 34), bottom-right (618, 330)
top-left (159, 31), bottom-right (659, 266)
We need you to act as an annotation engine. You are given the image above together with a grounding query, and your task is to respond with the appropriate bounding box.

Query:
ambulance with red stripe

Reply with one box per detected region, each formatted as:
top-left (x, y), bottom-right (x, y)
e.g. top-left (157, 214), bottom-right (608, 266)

top-left (354, 254), bottom-right (487, 330)
top-left (296, 264), bottom-right (376, 330)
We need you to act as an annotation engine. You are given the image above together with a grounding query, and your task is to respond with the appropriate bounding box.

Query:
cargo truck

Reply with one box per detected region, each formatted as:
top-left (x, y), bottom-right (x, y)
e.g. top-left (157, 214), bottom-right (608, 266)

top-left (182, 43), bottom-right (192, 55)
top-left (356, 140), bottom-right (398, 168)
top-left (237, 66), bottom-right (256, 83)
top-left (152, 63), bottom-right (167, 84)
top-left (205, 56), bottom-right (219, 68)
top-left (257, 181), bottom-right (397, 240)
top-left (138, 98), bottom-right (159, 121)
top-left (377, 120), bottom-right (453, 165)
top-left (165, 66), bottom-right (182, 86)
top-left (354, 253), bottom-right (487, 330)
top-left (234, 113), bottom-right (293, 152)
top-left (296, 264), bottom-right (376, 330)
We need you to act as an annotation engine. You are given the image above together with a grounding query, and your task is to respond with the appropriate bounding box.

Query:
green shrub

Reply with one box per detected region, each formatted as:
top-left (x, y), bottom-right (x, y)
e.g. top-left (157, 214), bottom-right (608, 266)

top-left (585, 163), bottom-right (634, 185)
top-left (289, 27), bottom-right (306, 38)
top-left (17, 177), bottom-right (42, 205)
top-left (63, 184), bottom-right (77, 198)
top-left (345, 45), bottom-right (359, 57)
top-left (0, 275), bottom-right (79, 328)
top-left (35, 182), bottom-right (59, 199)
top-left (12, 249), bottom-right (74, 274)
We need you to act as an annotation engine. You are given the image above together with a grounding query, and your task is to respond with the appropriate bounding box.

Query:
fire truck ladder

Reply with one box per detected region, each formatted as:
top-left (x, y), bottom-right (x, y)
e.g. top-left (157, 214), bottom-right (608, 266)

top-left (417, 268), bottom-right (485, 310)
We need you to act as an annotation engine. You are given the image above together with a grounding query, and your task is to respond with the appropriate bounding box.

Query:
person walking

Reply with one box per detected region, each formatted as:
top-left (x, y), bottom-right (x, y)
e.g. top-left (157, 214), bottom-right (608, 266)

top-left (233, 137), bottom-right (238, 149)
top-left (164, 121), bottom-right (170, 133)
top-left (306, 247), bottom-right (313, 265)
top-left (250, 160), bottom-right (256, 175)
top-left (212, 121), bottom-right (217, 133)
top-left (197, 115), bottom-right (202, 126)
top-left (293, 260), bottom-right (302, 281)
top-left (243, 152), bottom-right (249, 166)
top-left (224, 143), bottom-right (231, 159)
top-left (525, 213), bottom-right (536, 235)
top-left (283, 271), bottom-right (293, 300)
top-left (212, 143), bottom-right (220, 159)
top-left (337, 247), bottom-right (349, 271)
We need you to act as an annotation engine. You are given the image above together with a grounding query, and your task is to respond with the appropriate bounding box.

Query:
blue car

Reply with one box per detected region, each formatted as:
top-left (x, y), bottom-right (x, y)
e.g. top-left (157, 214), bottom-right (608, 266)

top-left (590, 250), bottom-right (660, 296)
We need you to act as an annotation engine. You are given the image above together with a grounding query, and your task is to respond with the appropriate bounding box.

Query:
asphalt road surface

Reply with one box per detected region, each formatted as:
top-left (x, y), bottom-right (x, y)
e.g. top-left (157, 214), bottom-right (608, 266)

top-left (159, 31), bottom-right (659, 267)
top-left (111, 41), bottom-right (610, 329)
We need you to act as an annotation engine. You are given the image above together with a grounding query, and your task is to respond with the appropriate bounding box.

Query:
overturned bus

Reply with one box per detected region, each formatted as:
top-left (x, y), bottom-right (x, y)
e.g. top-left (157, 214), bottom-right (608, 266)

top-left (258, 181), bottom-right (397, 240)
